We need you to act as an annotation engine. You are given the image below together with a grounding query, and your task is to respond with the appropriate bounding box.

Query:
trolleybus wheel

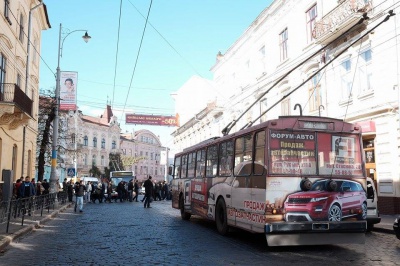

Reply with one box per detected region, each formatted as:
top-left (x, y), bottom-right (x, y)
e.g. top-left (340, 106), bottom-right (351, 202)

top-left (180, 196), bottom-right (191, 220)
top-left (216, 199), bottom-right (229, 235)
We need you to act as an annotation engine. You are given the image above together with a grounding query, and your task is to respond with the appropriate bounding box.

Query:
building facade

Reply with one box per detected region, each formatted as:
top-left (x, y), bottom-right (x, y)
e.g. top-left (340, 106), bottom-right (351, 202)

top-left (61, 105), bottom-right (121, 178)
top-left (0, 1), bottom-right (50, 181)
top-left (120, 129), bottom-right (166, 183)
top-left (172, 0), bottom-right (400, 214)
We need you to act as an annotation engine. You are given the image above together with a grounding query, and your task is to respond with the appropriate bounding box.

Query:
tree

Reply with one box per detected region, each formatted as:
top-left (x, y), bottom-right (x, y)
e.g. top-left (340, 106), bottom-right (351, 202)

top-left (89, 164), bottom-right (102, 177)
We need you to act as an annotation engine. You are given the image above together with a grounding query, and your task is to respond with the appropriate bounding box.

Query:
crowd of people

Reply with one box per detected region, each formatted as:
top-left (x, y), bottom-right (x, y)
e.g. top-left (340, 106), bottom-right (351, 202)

top-left (12, 176), bottom-right (171, 213)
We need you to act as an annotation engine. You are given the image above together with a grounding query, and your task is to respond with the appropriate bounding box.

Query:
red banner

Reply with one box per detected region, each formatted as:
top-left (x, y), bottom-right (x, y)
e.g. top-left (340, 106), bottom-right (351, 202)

top-left (125, 114), bottom-right (179, 127)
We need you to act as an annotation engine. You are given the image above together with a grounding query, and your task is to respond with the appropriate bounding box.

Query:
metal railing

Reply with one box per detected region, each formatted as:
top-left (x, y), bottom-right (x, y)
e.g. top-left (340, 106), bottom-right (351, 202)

top-left (0, 83), bottom-right (33, 116)
top-left (0, 192), bottom-right (67, 233)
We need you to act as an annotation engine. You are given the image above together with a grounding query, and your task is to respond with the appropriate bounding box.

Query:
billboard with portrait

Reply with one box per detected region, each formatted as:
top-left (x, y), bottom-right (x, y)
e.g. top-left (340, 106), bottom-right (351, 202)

top-left (60, 71), bottom-right (78, 110)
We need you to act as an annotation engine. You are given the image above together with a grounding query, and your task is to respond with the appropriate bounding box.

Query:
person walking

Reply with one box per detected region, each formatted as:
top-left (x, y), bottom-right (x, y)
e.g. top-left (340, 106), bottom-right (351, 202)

top-left (132, 179), bottom-right (139, 202)
top-left (67, 181), bottom-right (74, 202)
top-left (143, 176), bottom-right (154, 208)
top-left (18, 176), bottom-right (36, 216)
top-left (74, 180), bottom-right (86, 213)
top-left (86, 181), bottom-right (92, 203)
top-left (128, 179), bottom-right (134, 202)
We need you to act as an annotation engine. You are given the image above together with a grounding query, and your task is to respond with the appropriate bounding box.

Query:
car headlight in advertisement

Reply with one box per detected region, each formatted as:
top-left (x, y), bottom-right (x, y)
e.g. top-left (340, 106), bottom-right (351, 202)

top-left (310, 197), bottom-right (328, 202)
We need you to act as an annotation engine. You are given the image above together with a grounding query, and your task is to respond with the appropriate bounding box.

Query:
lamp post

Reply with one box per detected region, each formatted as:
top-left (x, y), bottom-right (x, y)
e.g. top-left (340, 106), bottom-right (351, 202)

top-left (49, 23), bottom-right (91, 193)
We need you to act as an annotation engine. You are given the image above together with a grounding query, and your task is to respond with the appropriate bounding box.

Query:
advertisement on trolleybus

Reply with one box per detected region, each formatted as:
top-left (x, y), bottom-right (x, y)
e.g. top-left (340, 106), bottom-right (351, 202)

top-left (170, 116), bottom-right (368, 246)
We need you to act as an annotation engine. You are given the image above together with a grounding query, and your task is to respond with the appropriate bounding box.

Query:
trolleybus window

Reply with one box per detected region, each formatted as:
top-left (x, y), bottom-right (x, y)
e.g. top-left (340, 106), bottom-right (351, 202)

top-left (187, 152), bottom-right (196, 178)
top-left (219, 140), bottom-right (234, 177)
top-left (206, 145), bottom-right (218, 177)
top-left (174, 156), bottom-right (181, 178)
top-left (196, 149), bottom-right (205, 178)
top-left (181, 154), bottom-right (188, 178)
top-left (254, 131), bottom-right (266, 175)
top-left (234, 134), bottom-right (253, 176)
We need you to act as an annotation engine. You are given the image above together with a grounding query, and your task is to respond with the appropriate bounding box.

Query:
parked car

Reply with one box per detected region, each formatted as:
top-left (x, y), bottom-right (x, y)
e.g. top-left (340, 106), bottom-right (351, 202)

top-left (366, 177), bottom-right (381, 231)
top-left (394, 216), bottom-right (400, 240)
top-left (284, 179), bottom-right (367, 222)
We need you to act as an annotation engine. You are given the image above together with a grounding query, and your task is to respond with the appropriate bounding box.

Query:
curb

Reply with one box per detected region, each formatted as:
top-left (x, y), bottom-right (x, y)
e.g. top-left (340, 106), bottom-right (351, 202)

top-left (0, 204), bottom-right (71, 251)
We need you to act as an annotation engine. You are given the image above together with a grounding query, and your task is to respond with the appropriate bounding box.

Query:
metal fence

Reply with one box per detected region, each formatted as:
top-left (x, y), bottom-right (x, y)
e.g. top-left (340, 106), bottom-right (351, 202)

top-left (0, 192), bottom-right (67, 233)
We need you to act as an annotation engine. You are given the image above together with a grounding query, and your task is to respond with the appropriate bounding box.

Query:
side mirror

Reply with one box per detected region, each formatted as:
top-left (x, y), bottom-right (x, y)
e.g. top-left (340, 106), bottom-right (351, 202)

top-left (168, 166), bottom-right (173, 176)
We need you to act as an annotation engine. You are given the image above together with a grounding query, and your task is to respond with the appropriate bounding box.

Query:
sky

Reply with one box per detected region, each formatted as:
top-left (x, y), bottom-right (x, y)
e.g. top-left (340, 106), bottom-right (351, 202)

top-left (39, 0), bottom-right (272, 147)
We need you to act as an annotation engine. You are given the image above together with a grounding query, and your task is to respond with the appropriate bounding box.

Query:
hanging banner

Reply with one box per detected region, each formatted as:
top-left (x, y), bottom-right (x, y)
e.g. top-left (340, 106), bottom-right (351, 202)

top-left (125, 113), bottom-right (180, 127)
top-left (60, 71), bottom-right (78, 110)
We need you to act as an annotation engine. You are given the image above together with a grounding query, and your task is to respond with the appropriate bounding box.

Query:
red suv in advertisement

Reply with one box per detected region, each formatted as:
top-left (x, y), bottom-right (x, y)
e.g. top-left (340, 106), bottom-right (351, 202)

top-left (284, 179), bottom-right (367, 222)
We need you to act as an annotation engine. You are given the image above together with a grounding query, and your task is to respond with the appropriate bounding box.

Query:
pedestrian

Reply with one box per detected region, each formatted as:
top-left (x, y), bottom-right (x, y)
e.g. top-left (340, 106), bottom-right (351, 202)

top-left (86, 181), bottom-right (92, 203)
top-left (128, 179), bottom-right (134, 202)
top-left (42, 179), bottom-right (50, 194)
top-left (162, 181), bottom-right (169, 200)
top-left (14, 178), bottom-right (22, 199)
top-left (36, 180), bottom-right (44, 196)
top-left (62, 178), bottom-right (68, 193)
top-left (132, 179), bottom-right (139, 202)
top-left (143, 176), bottom-right (154, 208)
top-left (74, 180), bottom-right (86, 213)
top-left (67, 181), bottom-right (74, 202)
top-left (106, 181), bottom-right (113, 203)
top-left (18, 176), bottom-right (36, 216)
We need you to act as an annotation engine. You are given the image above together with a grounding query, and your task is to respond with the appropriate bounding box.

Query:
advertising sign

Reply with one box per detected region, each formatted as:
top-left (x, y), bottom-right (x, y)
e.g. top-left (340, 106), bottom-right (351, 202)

top-left (125, 114), bottom-right (179, 126)
top-left (60, 71), bottom-right (78, 110)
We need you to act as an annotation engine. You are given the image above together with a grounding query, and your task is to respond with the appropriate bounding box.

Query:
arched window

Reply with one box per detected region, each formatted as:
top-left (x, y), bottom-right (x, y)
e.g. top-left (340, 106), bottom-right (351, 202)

top-left (101, 138), bottom-right (105, 149)
top-left (112, 140), bottom-right (116, 149)
top-left (83, 154), bottom-right (87, 165)
top-left (83, 136), bottom-right (88, 146)
top-left (101, 155), bottom-right (105, 166)
top-left (93, 137), bottom-right (97, 148)
top-left (92, 155), bottom-right (96, 166)
top-left (71, 133), bottom-right (76, 144)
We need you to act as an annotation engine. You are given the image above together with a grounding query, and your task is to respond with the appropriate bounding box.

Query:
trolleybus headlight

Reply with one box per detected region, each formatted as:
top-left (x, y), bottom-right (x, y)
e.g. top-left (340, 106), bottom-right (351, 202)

top-left (310, 197), bottom-right (328, 202)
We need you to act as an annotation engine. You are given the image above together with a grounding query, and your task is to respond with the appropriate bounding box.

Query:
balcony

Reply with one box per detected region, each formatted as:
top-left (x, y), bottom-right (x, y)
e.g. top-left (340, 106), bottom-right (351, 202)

top-left (0, 83), bottom-right (33, 129)
top-left (312, 0), bottom-right (372, 45)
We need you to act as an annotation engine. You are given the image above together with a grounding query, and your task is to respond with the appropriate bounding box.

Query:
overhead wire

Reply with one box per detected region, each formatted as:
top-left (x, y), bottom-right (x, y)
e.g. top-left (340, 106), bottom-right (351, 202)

top-left (112, 0), bottom-right (123, 109)
top-left (120, 0), bottom-right (153, 122)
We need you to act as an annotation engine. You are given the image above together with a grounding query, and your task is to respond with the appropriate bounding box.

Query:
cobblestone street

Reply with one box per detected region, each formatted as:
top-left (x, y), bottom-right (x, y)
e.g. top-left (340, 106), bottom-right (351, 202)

top-left (0, 198), bottom-right (399, 266)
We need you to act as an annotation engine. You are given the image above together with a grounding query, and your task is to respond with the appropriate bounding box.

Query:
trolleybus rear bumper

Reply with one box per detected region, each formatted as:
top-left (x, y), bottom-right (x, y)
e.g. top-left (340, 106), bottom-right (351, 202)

top-left (265, 221), bottom-right (366, 246)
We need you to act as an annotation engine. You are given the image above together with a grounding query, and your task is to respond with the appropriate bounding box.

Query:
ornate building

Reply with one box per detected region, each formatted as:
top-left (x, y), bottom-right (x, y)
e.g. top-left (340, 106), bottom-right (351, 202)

top-left (120, 129), bottom-right (166, 183)
top-left (61, 105), bottom-right (120, 178)
top-left (0, 1), bottom-right (50, 181)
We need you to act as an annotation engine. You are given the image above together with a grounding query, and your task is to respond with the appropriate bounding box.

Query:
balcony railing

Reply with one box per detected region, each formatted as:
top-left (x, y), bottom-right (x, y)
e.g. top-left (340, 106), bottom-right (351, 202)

top-left (312, 0), bottom-right (372, 44)
top-left (0, 83), bottom-right (33, 116)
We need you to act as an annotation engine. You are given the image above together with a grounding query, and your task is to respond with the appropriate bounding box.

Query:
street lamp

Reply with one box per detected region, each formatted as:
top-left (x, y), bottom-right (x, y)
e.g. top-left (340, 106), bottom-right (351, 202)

top-left (49, 23), bottom-right (91, 193)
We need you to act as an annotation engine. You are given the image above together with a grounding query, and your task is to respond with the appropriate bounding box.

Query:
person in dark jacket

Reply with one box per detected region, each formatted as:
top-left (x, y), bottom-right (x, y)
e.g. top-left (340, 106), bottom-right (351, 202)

top-left (128, 179), bottom-right (134, 202)
top-left (143, 176), bottom-right (154, 208)
top-left (18, 176), bottom-right (35, 198)
top-left (132, 179), bottom-right (139, 202)
top-left (42, 179), bottom-right (50, 194)
top-left (74, 180), bottom-right (86, 212)
top-left (67, 181), bottom-right (74, 202)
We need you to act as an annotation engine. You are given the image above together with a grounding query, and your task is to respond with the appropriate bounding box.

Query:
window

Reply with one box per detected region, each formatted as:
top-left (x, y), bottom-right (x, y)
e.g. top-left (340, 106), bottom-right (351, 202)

top-left (234, 134), bottom-right (253, 176)
top-left (195, 149), bottom-right (206, 178)
top-left (359, 49), bottom-right (372, 93)
top-left (101, 155), bottom-right (105, 166)
top-left (341, 59), bottom-right (352, 99)
top-left (19, 13), bottom-right (25, 43)
top-left (112, 140), bottom-right (116, 149)
top-left (206, 145), bottom-right (218, 177)
top-left (4, 0), bottom-right (11, 25)
top-left (279, 28), bottom-right (288, 61)
top-left (174, 157), bottom-right (181, 178)
top-left (187, 152), bottom-right (196, 178)
top-left (0, 53), bottom-right (6, 97)
top-left (16, 73), bottom-right (21, 88)
top-left (181, 154), bottom-right (188, 178)
top-left (71, 133), bottom-right (76, 144)
top-left (281, 98), bottom-right (291, 116)
top-left (83, 154), bottom-right (87, 165)
top-left (93, 137), bottom-right (97, 148)
top-left (101, 138), bottom-right (105, 149)
top-left (83, 136), bottom-right (88, 146)
top-left (150, 152), bottom-right (154, 160)
top-left (219, 141), bottom-right (233, 177)
top-left (254, 131), bottom-right (266, 175)
top-left (306, 5), bottom-right (317, 43)
top-left (309, 72), bottom-right (322, 111)
top-left (92, 155), bottom-right (96, 166)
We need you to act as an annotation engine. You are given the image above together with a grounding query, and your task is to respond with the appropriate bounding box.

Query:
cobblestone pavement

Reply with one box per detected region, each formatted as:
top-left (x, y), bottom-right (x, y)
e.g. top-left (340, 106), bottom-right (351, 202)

top-left (0, 198), bottom-right (399, 266)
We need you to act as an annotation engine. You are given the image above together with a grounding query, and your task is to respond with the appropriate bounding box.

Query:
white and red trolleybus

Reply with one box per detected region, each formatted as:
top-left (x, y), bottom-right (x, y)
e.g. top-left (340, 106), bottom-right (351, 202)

top-left (171, 116), bottom-right (368, 246)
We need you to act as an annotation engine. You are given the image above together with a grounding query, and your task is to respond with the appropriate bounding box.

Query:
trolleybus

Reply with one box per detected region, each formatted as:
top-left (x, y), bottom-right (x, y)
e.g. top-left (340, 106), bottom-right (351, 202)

top-left (171, 116), bottom-right (368, 246)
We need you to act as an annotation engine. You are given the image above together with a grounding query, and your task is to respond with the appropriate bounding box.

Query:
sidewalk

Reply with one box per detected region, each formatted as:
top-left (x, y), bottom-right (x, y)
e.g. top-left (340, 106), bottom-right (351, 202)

top-left (0, 202), bottom-right (72, 251)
